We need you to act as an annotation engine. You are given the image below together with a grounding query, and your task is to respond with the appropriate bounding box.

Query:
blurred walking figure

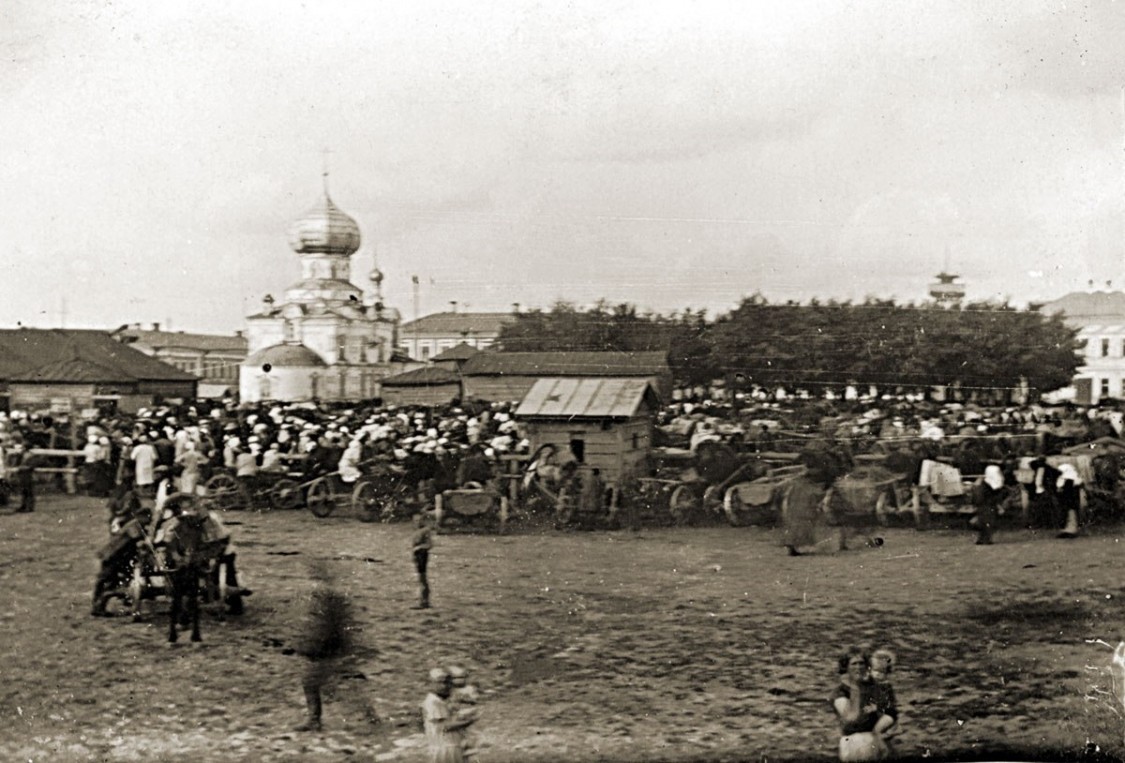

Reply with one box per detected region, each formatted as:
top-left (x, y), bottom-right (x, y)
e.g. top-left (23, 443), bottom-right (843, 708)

top-left (422, 667), bottom-right (473, 763)
top-left (782, 449), bottom-right (836, 556)
top-left (412, 513), bottom-right (434, 609)
top-left (294, 562), bottom-right (355, 732)
top-left (970, 465), bottom-right (1006, 545)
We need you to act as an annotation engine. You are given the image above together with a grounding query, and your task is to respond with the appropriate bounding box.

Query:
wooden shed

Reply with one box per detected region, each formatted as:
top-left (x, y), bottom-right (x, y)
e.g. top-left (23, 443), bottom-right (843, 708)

top-left (461, 351), bottom-right (672, 404)
top-left (515, 377), bottom-right (658, 484)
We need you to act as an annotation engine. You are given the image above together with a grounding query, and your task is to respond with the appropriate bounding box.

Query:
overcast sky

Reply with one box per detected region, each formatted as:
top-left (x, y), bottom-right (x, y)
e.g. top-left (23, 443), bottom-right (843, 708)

top-left (3, 0), bottom-right (1124, 333)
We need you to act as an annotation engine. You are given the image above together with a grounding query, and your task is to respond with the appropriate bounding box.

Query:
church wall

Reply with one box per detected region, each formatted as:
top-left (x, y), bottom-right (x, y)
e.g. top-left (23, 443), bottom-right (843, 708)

top-left (239, 365), bottom-right (318, 404)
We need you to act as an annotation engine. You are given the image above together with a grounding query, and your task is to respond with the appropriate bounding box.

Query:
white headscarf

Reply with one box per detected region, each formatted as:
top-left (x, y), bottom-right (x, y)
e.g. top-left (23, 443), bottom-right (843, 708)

top-left (1057, 463), bottom-right (1082, 489)
top-left (983, 465), bottom-right (1005, 490)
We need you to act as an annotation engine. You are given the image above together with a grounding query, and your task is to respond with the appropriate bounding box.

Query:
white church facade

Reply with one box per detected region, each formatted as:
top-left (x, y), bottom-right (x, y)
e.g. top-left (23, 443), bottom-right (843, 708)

top-left (239, 182), bottom-right (404, 403)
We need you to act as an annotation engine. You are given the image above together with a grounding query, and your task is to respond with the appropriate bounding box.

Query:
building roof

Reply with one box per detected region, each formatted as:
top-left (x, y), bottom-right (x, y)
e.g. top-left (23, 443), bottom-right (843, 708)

top-left (461, 350), bottom-right (670, 377)
top-left (400, 311), bottom-right (516, 336)
top-left (0, 329), bottom-right (198, 383)
top-left (430, 343), bottom-right (481, 362)
top-left (245, 343), bottom-right (328, 368)
top-left (515, 377), bottom-right (658, 419)
top-left (115, 328), bottom-right (248, 353)
top-left (1039, 291), bottom-right (1125, 321)
top-left (379, 365), bottom-right (461, 387)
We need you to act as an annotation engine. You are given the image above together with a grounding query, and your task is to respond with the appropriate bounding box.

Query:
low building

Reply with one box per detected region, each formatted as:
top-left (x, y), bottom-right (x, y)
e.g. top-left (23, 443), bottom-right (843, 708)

top-left (460, 350), bottom-right (672, 404)
top-left (515, 377), bottom-right (659, 484)
top-left (379, 365), bottom-right (462, 407)
top-left (0, 328), bottom-right (197, 414)
top-left (112, 324), bottom-right (247, 398)
top-left (1038, 291), bottom-right (1125, 404)
top-left (398, 312), bottom-right (515, 361)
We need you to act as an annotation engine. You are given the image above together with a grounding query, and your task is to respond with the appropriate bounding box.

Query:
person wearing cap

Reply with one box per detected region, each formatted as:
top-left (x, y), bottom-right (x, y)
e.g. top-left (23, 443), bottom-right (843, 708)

top-left (422, 667), bottom-right (472, 763)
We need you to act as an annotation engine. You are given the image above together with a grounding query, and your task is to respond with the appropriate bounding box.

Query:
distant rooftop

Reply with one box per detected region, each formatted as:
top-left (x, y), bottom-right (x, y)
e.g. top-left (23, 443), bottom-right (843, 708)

top-left (401, 311), bottom-right (516, 336)
top-left (1038, 291), bottom-right (1125, 321)
top-left (114, 325), bottom-right (247, 353)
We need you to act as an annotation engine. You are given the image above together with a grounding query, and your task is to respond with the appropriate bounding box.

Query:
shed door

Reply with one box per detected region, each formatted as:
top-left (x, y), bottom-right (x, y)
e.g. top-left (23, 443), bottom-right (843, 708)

top-left (569, 437), bottom-right (585, 464)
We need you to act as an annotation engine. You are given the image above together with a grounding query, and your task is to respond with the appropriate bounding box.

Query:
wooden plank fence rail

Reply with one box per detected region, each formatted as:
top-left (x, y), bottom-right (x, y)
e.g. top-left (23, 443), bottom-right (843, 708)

top-left (28, 448), bottom-right (86, 495)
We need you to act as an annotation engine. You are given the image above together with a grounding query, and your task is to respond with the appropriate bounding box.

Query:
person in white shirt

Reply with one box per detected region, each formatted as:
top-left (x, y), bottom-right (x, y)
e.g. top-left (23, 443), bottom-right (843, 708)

top-left (131, 436), bottom-right (157, 495)
top-left (338, 436), bottom-right (366, 484)
top-left (422, 668), bottom-right (472, 763)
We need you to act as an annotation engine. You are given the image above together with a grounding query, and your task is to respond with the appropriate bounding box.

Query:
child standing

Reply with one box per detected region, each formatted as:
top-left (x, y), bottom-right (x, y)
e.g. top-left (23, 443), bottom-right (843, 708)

top-left (447, 665), bottom-right (480, 761)
top-left (412, 513), bottom-right (434, 609)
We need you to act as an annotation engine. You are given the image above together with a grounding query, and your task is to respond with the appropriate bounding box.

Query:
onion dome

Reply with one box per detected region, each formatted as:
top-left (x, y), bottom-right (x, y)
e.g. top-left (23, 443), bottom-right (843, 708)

top-left (287, 191), bottom-right (362, 256)
top-left (245, 343), bottom-right (327, 368)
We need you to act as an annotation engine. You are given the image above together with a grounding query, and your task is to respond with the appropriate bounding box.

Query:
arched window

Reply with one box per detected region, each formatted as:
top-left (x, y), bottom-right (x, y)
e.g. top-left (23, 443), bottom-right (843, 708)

top-left (258, 375), bottom-right (271, 400)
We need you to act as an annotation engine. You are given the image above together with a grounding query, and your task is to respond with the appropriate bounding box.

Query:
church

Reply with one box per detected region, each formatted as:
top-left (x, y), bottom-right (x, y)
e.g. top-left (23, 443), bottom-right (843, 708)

top-left (239, 180), bottom-right (402, 403)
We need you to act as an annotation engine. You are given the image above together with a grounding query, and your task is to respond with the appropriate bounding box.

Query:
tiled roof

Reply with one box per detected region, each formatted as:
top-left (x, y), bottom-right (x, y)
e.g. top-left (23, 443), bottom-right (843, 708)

top-left (116, 328), bottom-right (248, 353)
top-left (380, 366), bottom-right (461, 387)
top-left (400, 312), bottom-right (516, 336)
top-left (0, 329), bottom-right (198, 383)
top-left (461, 351), bottom-right (670, 377)
top-left (515, 378), bottom-right (658, 419)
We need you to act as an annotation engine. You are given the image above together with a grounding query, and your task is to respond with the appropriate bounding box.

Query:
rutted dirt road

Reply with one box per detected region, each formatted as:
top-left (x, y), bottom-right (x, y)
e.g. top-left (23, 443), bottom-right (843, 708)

top-left (2, 495), bottom-right (1123, 762)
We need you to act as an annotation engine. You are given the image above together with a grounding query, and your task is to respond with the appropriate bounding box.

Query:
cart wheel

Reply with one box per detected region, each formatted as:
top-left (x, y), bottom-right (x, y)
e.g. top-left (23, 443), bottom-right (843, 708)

top-left (353, 480), bottom-right (380, 522)
top-left (722, 486), bottom-right (745, 527)
top-left (307, 478), bottom-right (335, 518)
top-left (669, 485), bottom-right (696, 525)
top-left (205, 473), bottom-right (250, 512)
top-left (269, 478), bottom-right (303, 511)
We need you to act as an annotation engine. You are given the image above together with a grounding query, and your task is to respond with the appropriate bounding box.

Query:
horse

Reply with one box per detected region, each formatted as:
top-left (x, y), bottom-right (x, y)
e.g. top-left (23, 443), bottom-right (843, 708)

top-left (161, 511), bottom-right (210, 643)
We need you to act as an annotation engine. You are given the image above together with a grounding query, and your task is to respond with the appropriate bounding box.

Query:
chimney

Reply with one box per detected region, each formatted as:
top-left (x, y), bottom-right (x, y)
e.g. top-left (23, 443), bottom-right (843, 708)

top-left (152, 322), bottom-right (161, 332)
top-left (234, 330), bottom-right (244, 338)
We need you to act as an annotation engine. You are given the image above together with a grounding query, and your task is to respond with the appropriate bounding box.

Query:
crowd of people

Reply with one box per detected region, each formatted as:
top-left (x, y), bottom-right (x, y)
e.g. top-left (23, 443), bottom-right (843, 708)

top-left (6, 392), bottom-right (1125, 761)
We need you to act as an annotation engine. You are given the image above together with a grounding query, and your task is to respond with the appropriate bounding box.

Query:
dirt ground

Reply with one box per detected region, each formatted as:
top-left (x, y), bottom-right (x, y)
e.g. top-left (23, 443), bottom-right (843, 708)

top-left (2, 495), bottom-right (1124, 763)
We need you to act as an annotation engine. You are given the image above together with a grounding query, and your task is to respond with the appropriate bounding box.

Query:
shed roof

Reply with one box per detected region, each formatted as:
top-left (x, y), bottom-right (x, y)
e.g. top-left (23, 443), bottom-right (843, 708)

top-left (380, 366), bottom-right (461, 387)
top-left (515, 377), bottom-right (658, 420)
top-left (0, 329), bottom-right (198, 383)
top-left (462, 351), bottom-right (669, 377)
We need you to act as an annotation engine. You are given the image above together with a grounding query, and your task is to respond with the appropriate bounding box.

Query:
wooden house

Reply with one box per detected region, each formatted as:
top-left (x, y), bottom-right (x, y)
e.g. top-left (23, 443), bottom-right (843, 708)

top-left (514, 377), bottom-right (659, 484)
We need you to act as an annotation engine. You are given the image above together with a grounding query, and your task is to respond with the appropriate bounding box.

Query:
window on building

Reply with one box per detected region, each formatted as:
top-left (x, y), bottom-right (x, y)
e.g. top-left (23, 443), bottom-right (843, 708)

top-left (1102, 338), bottom-right (1111, 357)
top-left (283, 320), bottom-right (295, 342)
top-left (1101, 378), bottom-right (1111, 398)
top-left (421, 345), bottom-right (431, 360)
top-left (337, 335), bottom-right (347, 364)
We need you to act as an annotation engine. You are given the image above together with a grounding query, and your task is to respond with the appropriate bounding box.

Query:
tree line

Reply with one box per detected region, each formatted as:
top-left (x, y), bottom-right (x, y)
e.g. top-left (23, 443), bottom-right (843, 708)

top-left (495, 296), bottom-right (1083, 400)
